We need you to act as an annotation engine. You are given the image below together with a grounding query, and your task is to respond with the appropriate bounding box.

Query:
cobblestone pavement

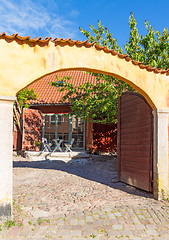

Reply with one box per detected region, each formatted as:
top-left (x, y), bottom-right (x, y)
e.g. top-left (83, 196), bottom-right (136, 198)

top-left (0, 153), bottom-right (169, 239)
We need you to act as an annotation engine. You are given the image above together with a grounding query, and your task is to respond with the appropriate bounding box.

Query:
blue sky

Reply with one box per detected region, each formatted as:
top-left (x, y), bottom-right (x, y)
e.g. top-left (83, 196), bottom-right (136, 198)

top-left (1, 0), bottom-right (169, 49)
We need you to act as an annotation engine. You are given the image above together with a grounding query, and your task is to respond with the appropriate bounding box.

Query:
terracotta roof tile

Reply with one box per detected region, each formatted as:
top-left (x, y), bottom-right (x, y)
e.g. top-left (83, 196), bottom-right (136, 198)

top-left (0, 32), bottom-right (51, 44)
top-left (125, 56), bottom-right (131, 62)
top-left (27, 70), bottom-right (98, 105)
top-left (0, 32), bottom-right (169, 75)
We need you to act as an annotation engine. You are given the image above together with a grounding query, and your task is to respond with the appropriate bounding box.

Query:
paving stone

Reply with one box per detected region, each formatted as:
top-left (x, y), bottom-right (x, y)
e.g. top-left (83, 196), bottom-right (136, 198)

top-left (79, 219), bottom-right (86, 225)
top-left (107, 229), bottom-right (119, 236)
top-left (148, 212), bottom-right (161, 224)
top-left (114, 212), bottom-right (122, 217)
top-left (159, 209), bottom-right (169, 219)
top-left (107, 213), bottom-right (116, 219)
top-left (141, 237), bottom-right (153, 240)
top-left (134, 224), bottom-right (145, 230)
top-left (93, 225), bottom-right (104, 231)
top-left (57, 224), bottom-right (70, 230)
top-left (86, 216), bottom-right (93, 222)
top-left (117, 216), bottom-right (126, 225)
top-left (74, 211), bottom-right (85, 217)
top-left (109, 218), bottom-right (119, 225)
top-left (146, 229), bottom-right (159, 236)
top-left (100, 214), bottom-right (107, 219)
top-left (112, 224), bottom-right (123, 230)
top-left (137, 214), bottom-right (144, 219)
top-left (145, 224), bottom-right (157, 230)
top-left (101, 219), bottom-right (110, 225)
top-left (154, 209), bottom-right (166, 222)
top-left (93, 214), bottom-right (100, 219)
top-left (103, 225), bottom-right (113, 231)
top-left (70, 230), bottom-right (82, 237)
top-left (119, 229), bottom-right (132, 236)
top-left (124, 217), bottom-right (134, 225)
top-left (82, 229), bottom-right (93, 237)
top-left (57, 218), bottom-right (64, 226)
top-left (131, 229), bottom-right (146, 236)
top-left (71, 225), bottom-right (83, 230)
top-left (94, 219), bottom-right (102, 225)
top-left (56, 229), bottom-right (69, 237)
top-left (132, 217), bottom-right (141, 224)
top-left (103, 207), bottom-right (112, 212)
top-left (70, 218), bottom-right (78, 225)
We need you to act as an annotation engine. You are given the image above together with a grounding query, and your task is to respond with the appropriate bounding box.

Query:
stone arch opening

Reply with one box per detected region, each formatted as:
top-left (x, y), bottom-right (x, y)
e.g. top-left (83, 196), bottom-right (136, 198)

top-left (0, 33), bottom-right (169, 216)
top-left (20, 69), bottom-right (154, 191)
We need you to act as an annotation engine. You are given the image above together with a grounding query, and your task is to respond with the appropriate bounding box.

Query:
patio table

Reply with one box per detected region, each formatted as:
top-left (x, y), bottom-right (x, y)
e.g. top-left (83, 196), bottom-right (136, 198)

top-left (52, 139), bottom-right (63, 152)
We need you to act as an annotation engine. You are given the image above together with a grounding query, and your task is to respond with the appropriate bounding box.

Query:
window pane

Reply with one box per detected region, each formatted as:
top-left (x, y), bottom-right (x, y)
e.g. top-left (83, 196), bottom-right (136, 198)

top-left (44, 128), bottom-right (50, 134)
top-left (50, 126), bottom-right (55, 133)
top-left (71, 115), bottom-right (85, 148)
top-left (57, 124), bottom-right (63, 133)
top-left (63, 121), bottom-right (69, 134)
top-left (50, 134), bottom-right (55, 142)
top-left (44, 134), bottom-right (49, 141)
top-left (45, 122), bottom-right (50, 128)
top-left (51, 115), bottom-right (55, 123)
top-left (63, 115), bottom-right (69, 122)
top-left (63, 134), bottom-right (69, 141)
top-left (45, 115), bottom-right (49, 121)
top-left (58, 115), bottom-right (61, 125)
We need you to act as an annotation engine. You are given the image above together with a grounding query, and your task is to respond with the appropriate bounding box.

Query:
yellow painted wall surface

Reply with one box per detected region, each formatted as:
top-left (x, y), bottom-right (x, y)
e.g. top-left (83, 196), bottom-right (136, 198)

top-left (0, 38), bottom-right (169, 110)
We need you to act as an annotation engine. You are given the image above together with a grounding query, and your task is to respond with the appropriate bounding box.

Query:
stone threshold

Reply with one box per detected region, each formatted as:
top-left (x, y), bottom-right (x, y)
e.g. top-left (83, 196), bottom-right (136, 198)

top-left (25, 150), bottom-right (89, 163)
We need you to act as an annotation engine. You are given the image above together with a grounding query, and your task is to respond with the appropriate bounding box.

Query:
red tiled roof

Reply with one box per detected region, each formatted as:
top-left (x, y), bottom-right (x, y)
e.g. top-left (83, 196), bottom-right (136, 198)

top-left (1, 32), bottom-right (169, 75)
top-left (27, 70), bottom-right (98, 105)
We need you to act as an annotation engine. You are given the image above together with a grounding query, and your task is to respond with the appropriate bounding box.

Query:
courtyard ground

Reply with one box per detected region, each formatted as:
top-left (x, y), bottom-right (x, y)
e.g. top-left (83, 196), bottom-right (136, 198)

top-left (0, 153), bottom-right (169, 239)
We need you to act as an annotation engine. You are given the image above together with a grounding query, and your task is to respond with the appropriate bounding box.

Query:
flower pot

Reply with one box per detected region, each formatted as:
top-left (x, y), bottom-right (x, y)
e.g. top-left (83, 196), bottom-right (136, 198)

top-left (35, 146), bottom-right (40, 152)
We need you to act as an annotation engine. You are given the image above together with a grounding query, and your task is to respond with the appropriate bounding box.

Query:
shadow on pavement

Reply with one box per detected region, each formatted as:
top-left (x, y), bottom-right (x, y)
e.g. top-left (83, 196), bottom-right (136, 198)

top-left (13, 156), bottom-right (154, 200)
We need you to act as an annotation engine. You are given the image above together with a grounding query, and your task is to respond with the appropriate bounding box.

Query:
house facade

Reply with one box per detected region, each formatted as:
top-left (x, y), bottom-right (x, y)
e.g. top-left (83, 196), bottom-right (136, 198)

top-left (14, 70), bottom-right (117, 153)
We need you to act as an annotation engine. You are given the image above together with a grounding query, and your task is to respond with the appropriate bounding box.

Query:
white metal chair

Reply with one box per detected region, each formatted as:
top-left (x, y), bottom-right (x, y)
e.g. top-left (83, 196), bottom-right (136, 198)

top-left (42, 138), bottom-right (52, 152)
top-left (64, 138), bottom-right (74, 152)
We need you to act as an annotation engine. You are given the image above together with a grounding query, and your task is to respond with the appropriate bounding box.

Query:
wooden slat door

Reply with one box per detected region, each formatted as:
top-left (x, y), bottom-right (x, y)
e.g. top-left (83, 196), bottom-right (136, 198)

top-left (117, 92), bottom-right (153, 192)
top-left (22, 108), bottom-right (43, 151)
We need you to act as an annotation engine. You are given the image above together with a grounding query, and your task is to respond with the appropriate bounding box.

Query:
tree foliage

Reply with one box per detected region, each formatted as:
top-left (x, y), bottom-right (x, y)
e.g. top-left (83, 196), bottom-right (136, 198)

top-left (16, 88), bottom-right (37, 112)
top-left (51, 76), bottom-right (122, 124)
top-left (125, 13), bottom-right (169, 69)
top-left (51, 13), bottom-right (169, 124)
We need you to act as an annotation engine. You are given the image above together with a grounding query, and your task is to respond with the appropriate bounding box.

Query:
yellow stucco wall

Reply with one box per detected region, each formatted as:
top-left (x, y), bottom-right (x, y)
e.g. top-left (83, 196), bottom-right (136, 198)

top-left (0, 38), bottom-right (169, 110)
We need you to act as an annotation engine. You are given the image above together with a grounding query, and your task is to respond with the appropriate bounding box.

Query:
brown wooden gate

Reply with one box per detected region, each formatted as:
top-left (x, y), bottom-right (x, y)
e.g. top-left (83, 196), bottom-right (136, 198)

top-left (117, 92), bottom-right (153, 192)
top-left (22, 108), bottom-right (43, 151)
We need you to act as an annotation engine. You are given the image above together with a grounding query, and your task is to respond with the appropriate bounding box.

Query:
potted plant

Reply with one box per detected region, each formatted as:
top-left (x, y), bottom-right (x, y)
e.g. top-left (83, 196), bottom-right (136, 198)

top-left (35, 140), bottom-right (41, 152)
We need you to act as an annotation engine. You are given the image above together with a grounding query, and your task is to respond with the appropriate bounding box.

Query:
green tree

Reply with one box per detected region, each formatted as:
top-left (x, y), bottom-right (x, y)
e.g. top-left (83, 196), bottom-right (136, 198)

top-left (51, 13), bottom-right (169, 124)
top-left (51, 76), bottom-right (121, 124)
top-left (125, 12), bottom-right (169, 69)
top-left (16, 88), bottom-right (37, 112)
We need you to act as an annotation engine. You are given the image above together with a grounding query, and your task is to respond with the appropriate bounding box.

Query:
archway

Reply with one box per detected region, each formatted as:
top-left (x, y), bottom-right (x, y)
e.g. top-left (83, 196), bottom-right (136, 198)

top-left (0, 33), bottom-right (169, 216)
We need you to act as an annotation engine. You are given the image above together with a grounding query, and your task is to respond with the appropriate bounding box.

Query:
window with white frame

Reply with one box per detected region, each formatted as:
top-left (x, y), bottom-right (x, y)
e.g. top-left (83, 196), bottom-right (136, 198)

top-left (43, 114), bottom-right (85, 149)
